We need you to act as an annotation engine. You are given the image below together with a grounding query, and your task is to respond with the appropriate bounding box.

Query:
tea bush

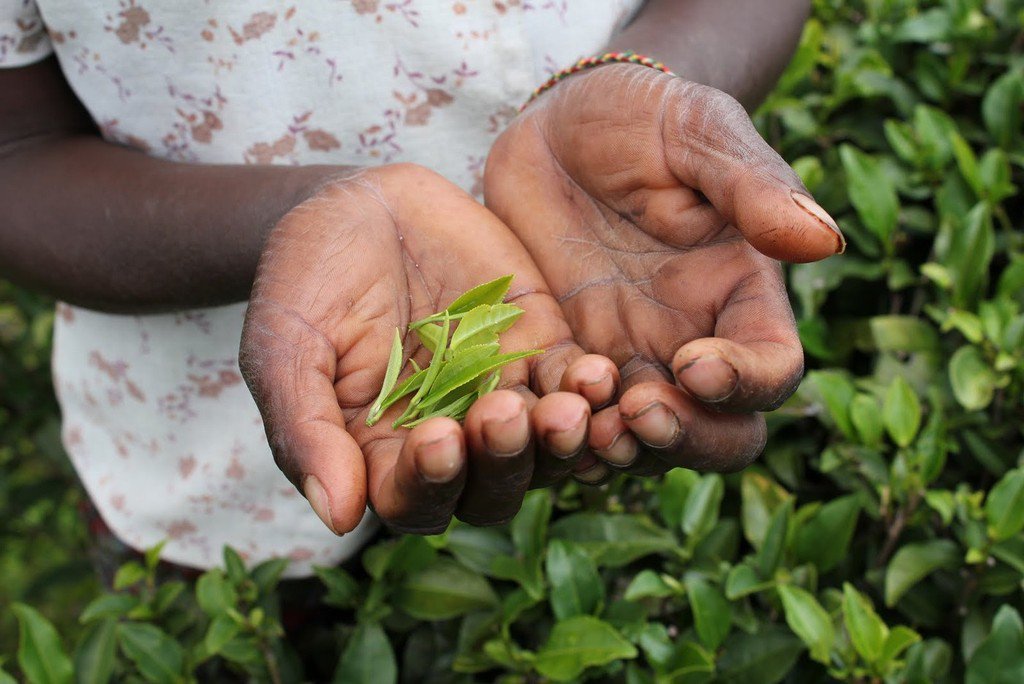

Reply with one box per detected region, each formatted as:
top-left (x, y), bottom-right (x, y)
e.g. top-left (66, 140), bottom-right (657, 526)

top-left (2, 0), bottom-right (1024, 681)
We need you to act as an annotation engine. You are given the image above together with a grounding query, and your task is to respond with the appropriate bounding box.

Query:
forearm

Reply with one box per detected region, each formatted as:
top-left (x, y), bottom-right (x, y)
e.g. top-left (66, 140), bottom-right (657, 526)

top-left (609, 0), bottom-right (810, 109)
top-left (0, 135), bottom-right (345, 312)
top-left (0, 58), bottom-right (350, 312)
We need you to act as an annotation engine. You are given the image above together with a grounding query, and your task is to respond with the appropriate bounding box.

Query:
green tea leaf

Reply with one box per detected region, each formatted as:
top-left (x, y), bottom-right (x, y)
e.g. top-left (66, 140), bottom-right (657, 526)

top-left (447, 525), bottom-right (514, 575)
top-left (842, 583), bottom-right (888, 665)
top-left (794, 494), bottom-right (861, 573)
top-left (884, 539), bottom-right (960, 607)
top-left (986, 468), bottom-right (1024, 541)
top-left (204, 614), bottom-right (240, 655)
top-left (982, 70), bottom-right (1024, 149)
top-left (778, 584), bottom-right (834, 664)
top-left (433, 342), bottom-right (500, 387)
top-left (840, 144), bottom-right (900, 246)
top-left (624, 570), bottom-right (676, 601)
top-left (80, 593), bottom-right (140, 624)
top-left (334, 622), bottom-right (397, 684)
top-left (73, 619), bottom-right (117, 684)
top-left (12, 604), bottom-right (73, 684)
top-left (393, 313), bottom-right (451, 427)
top-left (686, 576), bottom-right (732, 650)
top-left (395, 558), bottom-right (499, 620)
top-left (884, 375), bottom-right (921, 448)
top-left (549, 513), bottom-right (677, 567)
top-left (949, 345), bottom-right (998, 411)
top-left (116, 622), bottom-right (185, 684)
top-left (715, 627), bottom-right (802, 684)
top-left (399, 391), bottom-right (478, 427)
top-left (965, 606), bottom-right (1024, 684)
top-left (417, 349), bottom-right (541, 410)
top-left (534, 616), bottom-right (637, 682)
top-left (366, 328), bottom-right (405, 426)
top-left (411, 275), bottom-right (515, 327)
top-left (195, 570), bottom-right (236, 616)
top-left (740, 470), bottom-right (791, 549)
top-left (682, 474), bottom-right (724, 543)
top-left (808, 370), bottom-right (857, 440)
top-left (850, 394), bottom-right (885, 447)
top-left (546, 539), bottom-right (604, 619)
top-left (314, 566), bottom-right (360, 609)
top-left (375, 369), bottom-right (426, 417)
top-left (444, 275), bottom-right (515, 316)
top-left (757, 499), bottom-right (792, 578)
top-left (943, 203), bottom-right (996, 308)
top-left (112, 561), bottom-right (146, 591)
top-left (415, 322), bottom-right (443, 354)
top-left (659, 641), bottom-right (715, 684)
top-left (513, 490), bottom-right (552, 561)
top-left (725, 563), bottom-right (774, 599)
top-left (951, 133), bottom-right (983, 198)
top-left (879, 625), bottom-right (921, 669)
top-left (450, 303), bottom-right (524, 349)
top-left (223, 547), bottom-right (247, 583)
top-left (477, 370), bottom-right (501, 397)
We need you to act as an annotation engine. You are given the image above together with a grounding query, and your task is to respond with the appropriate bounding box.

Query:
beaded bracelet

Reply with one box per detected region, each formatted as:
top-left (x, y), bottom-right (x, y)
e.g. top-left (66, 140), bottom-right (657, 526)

top-left (519, 50), bottom-right (675, 112)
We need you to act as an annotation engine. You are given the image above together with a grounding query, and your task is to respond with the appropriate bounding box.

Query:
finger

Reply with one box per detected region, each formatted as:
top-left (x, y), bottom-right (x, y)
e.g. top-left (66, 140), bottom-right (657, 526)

top-left (560, 354), bottom-right (620, 410)
top-left (588, 404), bottom-right (677, 477)
top-left (501, 288), bottom-right (585, 397)
top-left (363, 417), bottom-right (467, 534)
top-left (572, 452), bottom-right (615, 486)
top-left (529, 392), bottom-right (591, 488)
top-left (456, 390), bottom-right (534, 526)
top-left (673, 263), bottom-right (804, 412)
top-left (240, 305), bottom-right (368, 535)
top-left (663, 81), bottom-right (845, 263)
top-left (589, 405), bottom-right (641, 468)
top-left (618, 381), bottom-right (767, 473)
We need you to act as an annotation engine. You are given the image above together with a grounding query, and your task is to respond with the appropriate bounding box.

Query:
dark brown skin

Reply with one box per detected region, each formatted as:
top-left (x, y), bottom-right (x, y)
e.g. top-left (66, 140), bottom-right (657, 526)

top-left (0, 0), bottom-right (824, 533)
top-left (0, 58), bottom-right (337, 311)
top-left (485, 0), bottom-right (841, 483)
top-left (611, 0), bottom-right (811, 109)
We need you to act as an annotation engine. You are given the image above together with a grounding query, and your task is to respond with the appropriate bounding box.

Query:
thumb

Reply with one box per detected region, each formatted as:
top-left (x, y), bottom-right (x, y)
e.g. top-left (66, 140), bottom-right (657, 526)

top-left (664, 81), bottom-right (845, 263)
top-left (239, 301), bottom-right (369, 535)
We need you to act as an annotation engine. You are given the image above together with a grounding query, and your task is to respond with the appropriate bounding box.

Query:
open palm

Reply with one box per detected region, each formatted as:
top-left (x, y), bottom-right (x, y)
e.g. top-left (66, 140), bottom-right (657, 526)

top-left (486, 65), bottom-right (844, 479)
top-left (241, 164), bottom-right (614, 534)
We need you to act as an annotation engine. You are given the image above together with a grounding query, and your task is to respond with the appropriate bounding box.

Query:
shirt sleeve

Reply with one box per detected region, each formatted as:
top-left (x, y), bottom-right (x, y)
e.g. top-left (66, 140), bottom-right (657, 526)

top-left (0, 0), bottom-right (52, 68)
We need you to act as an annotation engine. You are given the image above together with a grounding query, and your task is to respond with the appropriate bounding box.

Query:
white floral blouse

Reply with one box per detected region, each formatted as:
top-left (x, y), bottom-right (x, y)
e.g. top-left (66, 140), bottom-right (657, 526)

top-left (0, 0), bottom-right (644, 577)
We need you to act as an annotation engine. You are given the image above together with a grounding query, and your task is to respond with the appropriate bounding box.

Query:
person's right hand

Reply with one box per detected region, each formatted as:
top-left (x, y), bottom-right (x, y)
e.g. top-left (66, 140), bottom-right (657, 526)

top-left (239, 163), bottom-right (617, 535)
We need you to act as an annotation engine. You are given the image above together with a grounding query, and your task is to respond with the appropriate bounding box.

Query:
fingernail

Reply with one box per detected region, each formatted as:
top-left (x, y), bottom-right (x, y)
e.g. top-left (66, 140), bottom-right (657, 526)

top-left (573, 451), bottom-right (598, 473)
top-left (676, 354), bottom-right (739, 402)
top-left (483, 409), bottom-right (529, 457)
top-left (580, 373), bottom-right (614, 408)
top-left (594, 431), bottom-right (640, 467)
top-left (415, 435), bottom-right (462, 483)
top-left (545, 411), bottom-right (588, 458)
top-left (303, 475), bottom-right (339, 535)
top-left (573, 461), bottom-right (611, 485)
top-left (621, 402), bottom-right (680, 449)
top-left (791, 190), bottom-right (846, 254)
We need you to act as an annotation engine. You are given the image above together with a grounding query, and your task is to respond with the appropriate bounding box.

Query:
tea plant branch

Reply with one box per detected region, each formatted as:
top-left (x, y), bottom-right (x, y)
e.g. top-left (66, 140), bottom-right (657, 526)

top-left (874, 489), bottom-right (922, 569)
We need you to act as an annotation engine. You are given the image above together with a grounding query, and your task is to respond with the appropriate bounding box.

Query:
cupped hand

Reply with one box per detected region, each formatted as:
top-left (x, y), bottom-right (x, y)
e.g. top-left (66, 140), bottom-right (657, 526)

top-left (240, 164), bottom-right (617, 534)
top-left (485, 64), bottom-right (844, 482)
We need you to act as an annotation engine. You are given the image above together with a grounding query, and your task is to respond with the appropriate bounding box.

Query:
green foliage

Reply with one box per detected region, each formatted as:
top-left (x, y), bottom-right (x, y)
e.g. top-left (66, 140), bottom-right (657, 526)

top-left (4, 0), bottom-right (1024, 681)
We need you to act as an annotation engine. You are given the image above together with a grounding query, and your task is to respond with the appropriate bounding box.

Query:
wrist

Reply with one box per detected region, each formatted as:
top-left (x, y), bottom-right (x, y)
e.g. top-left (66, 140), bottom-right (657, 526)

top-left (520, 51), bottom-right (674, 112)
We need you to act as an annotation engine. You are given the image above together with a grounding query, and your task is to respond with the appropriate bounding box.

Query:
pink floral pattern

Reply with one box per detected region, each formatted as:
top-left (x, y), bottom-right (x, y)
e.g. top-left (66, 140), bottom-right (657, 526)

top-left (5, 0), bottom-right (645, 577)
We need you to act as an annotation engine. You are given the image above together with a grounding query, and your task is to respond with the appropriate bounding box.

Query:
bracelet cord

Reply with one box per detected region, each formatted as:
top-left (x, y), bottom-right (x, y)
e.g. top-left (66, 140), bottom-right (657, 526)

top-left (519, 50), bottom-right (675, 112)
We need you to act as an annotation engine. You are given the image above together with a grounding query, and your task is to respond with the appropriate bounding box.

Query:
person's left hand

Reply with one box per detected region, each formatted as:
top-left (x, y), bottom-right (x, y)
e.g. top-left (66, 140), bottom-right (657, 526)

top-left (485, 64), bottom-right (845, 484)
